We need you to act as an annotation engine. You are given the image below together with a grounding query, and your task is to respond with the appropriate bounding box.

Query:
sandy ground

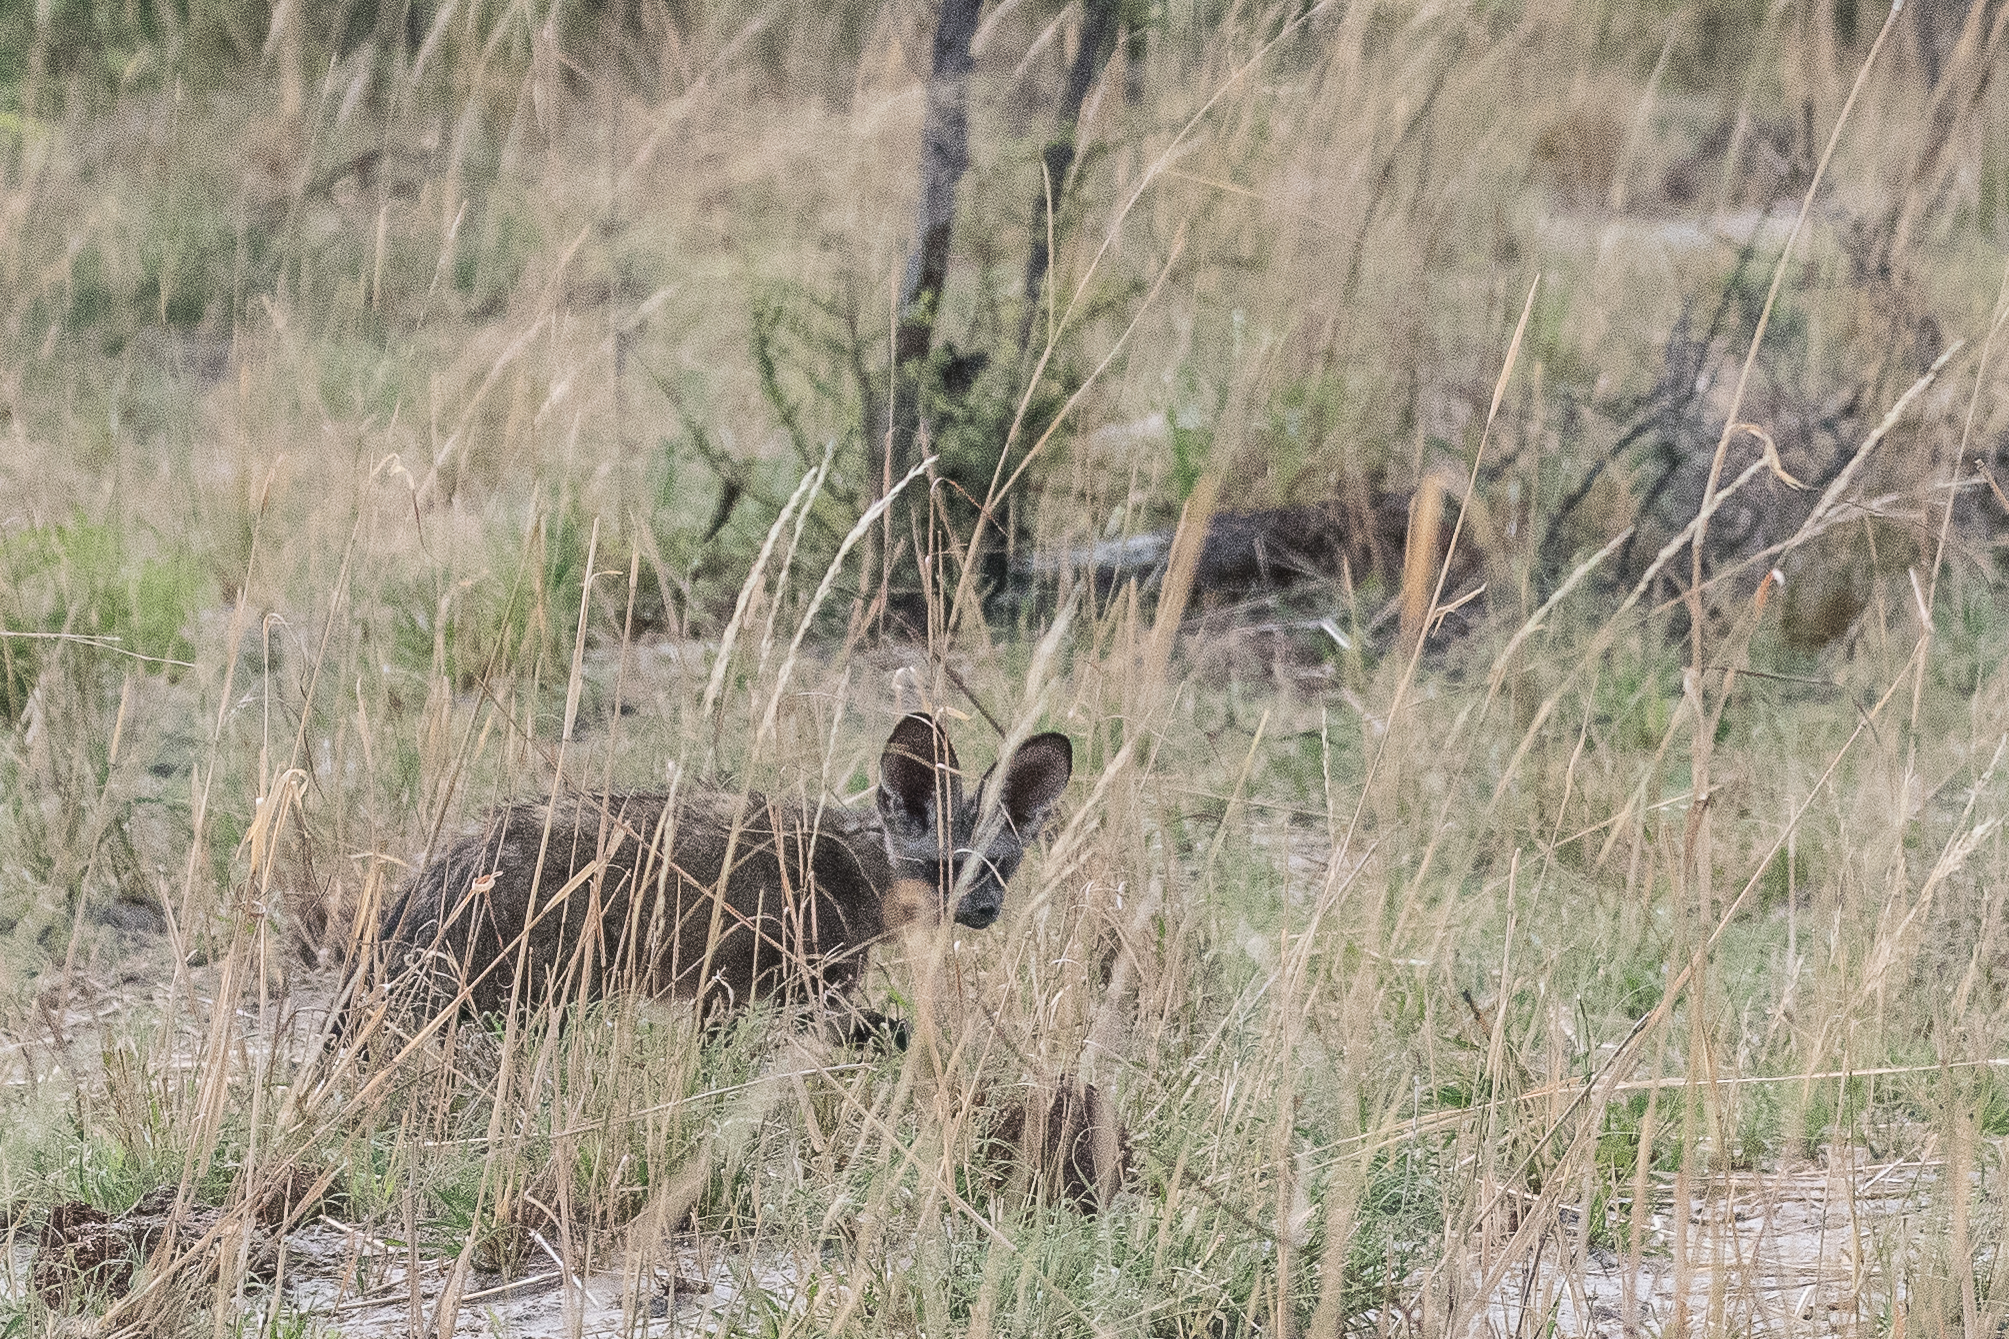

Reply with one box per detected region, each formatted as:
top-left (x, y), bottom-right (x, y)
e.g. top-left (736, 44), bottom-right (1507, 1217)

top-left (273, 1223), bottom-right (751, 1337)
top-left (254, 1158), bottom-right (1934, 1337)
top-left (1479, 1159), bottom-right (1943, 1338)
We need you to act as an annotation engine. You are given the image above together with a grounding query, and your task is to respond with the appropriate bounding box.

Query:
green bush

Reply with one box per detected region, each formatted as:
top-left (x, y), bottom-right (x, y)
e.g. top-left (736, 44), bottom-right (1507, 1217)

top-left (0, 515), bottom-right (207, 722)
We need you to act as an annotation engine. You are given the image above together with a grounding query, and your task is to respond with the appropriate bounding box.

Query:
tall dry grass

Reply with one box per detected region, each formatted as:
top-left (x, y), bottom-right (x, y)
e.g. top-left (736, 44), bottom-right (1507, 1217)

top-left (0, 1), bottom-right (2007, 1335)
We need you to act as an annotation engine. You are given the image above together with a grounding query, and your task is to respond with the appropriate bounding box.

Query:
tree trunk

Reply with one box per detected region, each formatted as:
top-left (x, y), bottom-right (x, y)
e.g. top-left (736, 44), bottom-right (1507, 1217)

top-left (1017, 0), bottom-right (1120, 360)
top-left (889, 0), bottom-right (985, 488)
top-left (1912, 0), bottom-right (1964, 87)
top-left (1121, 20), bottom-right (1146, 106)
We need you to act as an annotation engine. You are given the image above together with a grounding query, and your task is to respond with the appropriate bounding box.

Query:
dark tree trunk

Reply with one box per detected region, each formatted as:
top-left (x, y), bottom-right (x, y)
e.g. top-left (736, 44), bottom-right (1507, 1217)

top-left (1121, 20), bottom-right (1146, 106)
top-left (889, 0), bottom-right (986, 492)
top-left (1017, 0), bottom-right (1121, 360)
top-left (1912, 0), bottom-right (1964, 86)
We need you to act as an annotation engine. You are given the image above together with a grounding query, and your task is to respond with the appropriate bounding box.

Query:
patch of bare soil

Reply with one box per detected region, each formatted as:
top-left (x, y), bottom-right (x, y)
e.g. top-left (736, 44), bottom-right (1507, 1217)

top-left (1483, 1157), bottom-right (1945, 1337)
top-left (275, 1222), bottom-right (801, 1337)
top-left (269, 1157), bottom-right (1931, 1336)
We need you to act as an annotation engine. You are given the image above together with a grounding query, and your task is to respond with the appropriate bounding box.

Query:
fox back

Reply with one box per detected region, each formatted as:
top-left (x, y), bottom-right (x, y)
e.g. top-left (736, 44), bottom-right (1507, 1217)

top-left (371, 714), bottom-right (1072, 1031)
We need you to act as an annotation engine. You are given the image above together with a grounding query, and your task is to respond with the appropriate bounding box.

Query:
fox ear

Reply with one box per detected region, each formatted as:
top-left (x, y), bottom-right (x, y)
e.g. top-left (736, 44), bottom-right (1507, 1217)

top-left (996, 733), bottom-right (1072, 836)
top-left (878, 714), bottom-right (961, 835)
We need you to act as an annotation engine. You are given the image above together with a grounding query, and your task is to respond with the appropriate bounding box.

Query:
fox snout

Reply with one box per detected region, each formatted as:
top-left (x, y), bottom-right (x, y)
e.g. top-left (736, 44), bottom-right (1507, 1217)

top-left (954, 896), bottom-right (1001, 929)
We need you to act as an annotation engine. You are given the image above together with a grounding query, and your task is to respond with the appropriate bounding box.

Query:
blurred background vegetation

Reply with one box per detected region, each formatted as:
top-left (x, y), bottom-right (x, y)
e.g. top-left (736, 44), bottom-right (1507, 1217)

top-left (1, 0), bottom-right (1998, 661)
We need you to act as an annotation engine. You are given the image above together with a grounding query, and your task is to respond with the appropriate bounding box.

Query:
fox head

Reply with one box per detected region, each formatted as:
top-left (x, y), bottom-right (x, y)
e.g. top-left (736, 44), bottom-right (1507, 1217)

top-left (876, 713), bottom-right (1073, 929)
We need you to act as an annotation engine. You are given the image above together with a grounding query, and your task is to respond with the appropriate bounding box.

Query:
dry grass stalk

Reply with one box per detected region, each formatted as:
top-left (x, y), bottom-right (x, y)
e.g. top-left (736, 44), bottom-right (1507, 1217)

top-left (1396, 472), bottom-right (1442, 653)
